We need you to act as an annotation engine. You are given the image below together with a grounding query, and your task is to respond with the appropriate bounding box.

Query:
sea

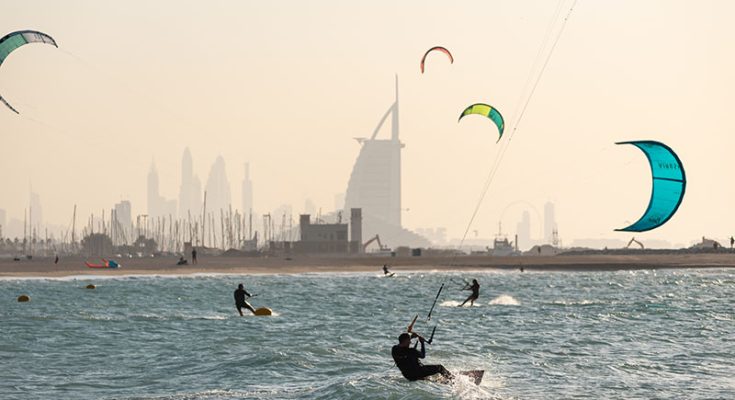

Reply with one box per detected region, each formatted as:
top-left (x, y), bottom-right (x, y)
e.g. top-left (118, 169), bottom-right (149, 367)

top-left (1, 268), bottom-right (733, 399)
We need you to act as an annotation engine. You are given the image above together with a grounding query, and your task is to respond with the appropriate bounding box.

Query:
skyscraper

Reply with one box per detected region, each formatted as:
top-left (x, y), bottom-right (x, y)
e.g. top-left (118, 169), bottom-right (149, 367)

top-left (241, 162), bottom-right (253, 214)
top-left (147, 160), bottom-right (177, 219)
top-left (147, 160), bottom-right (160, 217)
top-left (114, 200), bottom-right (132, 230)
top-left (113, 200), bottom-right (132, 244)
top-left (343, 76), bottom-right (429, 248)
top-left (29, 190), bottom-right (43, 232)
top-left (516, 210), bottom-right (531, 251)
top-left (544, 201), bottom-right (556, 244)
top-left (205, 155), bottom-right (232, 214)
top-left (178, 148), bottom-right (203, 219)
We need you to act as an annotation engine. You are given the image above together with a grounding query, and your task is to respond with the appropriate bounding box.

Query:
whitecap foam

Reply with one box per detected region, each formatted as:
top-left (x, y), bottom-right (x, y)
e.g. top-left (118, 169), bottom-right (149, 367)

top-left (441, 300), bottom-right (481, 307)
top-left (489, 295), bottom-right (520, 306)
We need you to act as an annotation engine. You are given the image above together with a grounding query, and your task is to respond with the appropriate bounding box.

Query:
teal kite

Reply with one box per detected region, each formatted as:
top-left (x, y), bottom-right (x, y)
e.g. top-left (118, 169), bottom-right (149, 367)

top-left (458, 103), bottom-right (505, 142)
top-left (616, 140), bottom-right (686, 232)
top-left (0, 30), bottom-right (58, 114)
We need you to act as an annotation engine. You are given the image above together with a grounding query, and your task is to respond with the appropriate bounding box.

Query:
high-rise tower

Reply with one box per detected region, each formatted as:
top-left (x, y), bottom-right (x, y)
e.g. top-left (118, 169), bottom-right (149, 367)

top-left (544, 201), bottom-right (556, 244)
top-left (241, 162), bottom-right (253, 214)
top-left (178, 148), bottom-right (202, 218)
top-left (343, 76), bottom-right (428, 248)
top-left (147, 160), bottom-right (160, 217)
top-left (205, 155), bottom-right (232, 214)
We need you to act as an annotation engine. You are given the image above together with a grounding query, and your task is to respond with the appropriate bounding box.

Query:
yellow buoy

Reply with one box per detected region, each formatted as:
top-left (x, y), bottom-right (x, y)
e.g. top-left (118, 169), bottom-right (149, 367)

top-left (86, 284), bottom-right (96, 289)
top-left (253, 307), bottom-right (272, 316)
top-left (17, 294), bottom-right (30, 302)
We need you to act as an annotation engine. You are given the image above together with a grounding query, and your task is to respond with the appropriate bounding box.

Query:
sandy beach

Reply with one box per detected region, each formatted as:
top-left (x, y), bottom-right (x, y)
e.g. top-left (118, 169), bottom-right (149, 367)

top-left (1, 253), bottom-right (734, 278)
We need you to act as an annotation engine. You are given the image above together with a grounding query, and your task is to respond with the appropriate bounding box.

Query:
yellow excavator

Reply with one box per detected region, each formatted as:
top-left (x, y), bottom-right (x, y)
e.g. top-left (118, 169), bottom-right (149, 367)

top-left (363, 234), bottom-right (391, 253)
top-left (625, 237), bottom-right (644, 250)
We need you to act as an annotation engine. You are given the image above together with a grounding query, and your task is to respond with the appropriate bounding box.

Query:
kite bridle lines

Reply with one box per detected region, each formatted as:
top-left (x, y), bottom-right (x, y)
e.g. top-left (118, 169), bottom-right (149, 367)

top-left (421, 1), bottom-right (579, 328)
top-left (456, 0), bottom-right (579, 259)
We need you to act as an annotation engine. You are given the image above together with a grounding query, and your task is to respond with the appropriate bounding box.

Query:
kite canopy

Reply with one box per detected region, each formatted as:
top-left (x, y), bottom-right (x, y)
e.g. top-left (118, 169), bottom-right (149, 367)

top-left (0, 30), bottom-right (58, 114)
top-left (0, 30), bottom-right (57, 67)
top-left (420, 46), bottom-right (453, 73)
top-left (616, 140), bottom-right (686, 232)
top-left (458, 103), bottom-right (505, 142)
top-left (0, 96), bottom-right (19, 114)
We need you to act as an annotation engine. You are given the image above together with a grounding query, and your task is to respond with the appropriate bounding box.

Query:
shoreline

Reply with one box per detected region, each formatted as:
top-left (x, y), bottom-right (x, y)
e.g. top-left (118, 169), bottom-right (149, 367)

top-left (1, 253), bottom-right (734, 278)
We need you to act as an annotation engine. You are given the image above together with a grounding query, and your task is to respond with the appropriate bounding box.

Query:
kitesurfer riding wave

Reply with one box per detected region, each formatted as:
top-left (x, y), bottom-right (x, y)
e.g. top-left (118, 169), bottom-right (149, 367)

top-left (459, 279), bottom-right (480, 307)
top-left (391, 332), bottom-right (452, 381)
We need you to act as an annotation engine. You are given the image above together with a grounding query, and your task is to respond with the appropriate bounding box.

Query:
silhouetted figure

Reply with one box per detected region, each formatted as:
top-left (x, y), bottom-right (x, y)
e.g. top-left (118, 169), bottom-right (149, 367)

top-left (459, 279), bottom-right (480, 307)
top-left (176, 256), bottom-right (188, 266)
top-left (392, 332), bottom-right (452, 381)
top-left (383, 264), bottom-right (391, 275)
top-left (730, 236), bottom-right (734, 249)
top-left (192, 248), bottom-right (198, 264)
top-left (54, 255), bottom-right (59, 264)
top-left (520, 267), bottom-right (524, 273)
top-left (234, 283), bottom-right (256, 316)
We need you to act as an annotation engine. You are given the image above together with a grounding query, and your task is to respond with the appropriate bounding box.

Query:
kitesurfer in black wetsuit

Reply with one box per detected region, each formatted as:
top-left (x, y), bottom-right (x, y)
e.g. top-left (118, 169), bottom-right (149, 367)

top-left (392, 332), bottom-right (452, 381)
top-left (383, 264), bottom-right (391, 275)
top-left (459, 279), bottom-right (480, 307)
top-left (234, 283), bottom-right (256, 316)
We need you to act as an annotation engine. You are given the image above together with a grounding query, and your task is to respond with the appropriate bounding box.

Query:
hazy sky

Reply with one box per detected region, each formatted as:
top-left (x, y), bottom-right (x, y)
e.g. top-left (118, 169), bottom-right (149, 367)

top-left (1, 0), bottom-right (734, 245)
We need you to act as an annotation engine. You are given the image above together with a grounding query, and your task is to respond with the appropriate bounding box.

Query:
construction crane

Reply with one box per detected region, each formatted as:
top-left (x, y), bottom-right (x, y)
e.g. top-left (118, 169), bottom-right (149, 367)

top-left (625, 237), bottom-right (644, 250)
top-left (363, 234), bottom-right (390, 253)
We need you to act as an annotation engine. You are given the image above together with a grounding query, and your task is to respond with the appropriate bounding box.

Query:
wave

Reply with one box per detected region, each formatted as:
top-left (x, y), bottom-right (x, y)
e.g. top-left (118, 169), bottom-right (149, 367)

top-left (489, 295), bottom-right (520, 306)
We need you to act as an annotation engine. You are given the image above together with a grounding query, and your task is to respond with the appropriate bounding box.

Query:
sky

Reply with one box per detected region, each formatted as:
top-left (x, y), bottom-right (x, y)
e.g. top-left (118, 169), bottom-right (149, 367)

top-left (1, 0), bottom-right (734, 246)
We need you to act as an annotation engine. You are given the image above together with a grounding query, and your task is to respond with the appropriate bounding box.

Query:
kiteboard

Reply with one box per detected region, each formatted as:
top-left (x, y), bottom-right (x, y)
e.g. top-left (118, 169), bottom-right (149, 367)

top-left (253, 307), bottom-right (272, 316)
top-left (459, 370), bottom-right (484, 385)
top-left (434, 370), bottom-right (484, 385)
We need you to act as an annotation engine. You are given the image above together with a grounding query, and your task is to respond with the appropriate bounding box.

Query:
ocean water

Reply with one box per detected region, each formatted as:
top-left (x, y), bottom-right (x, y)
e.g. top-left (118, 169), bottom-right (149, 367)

top-left (1, 268), bottom-right (733, 399)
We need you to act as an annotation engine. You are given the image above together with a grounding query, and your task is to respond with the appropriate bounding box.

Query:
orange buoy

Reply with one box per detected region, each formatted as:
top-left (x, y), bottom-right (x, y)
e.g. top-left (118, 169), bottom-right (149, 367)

top-left (17, 294), bottom-right (30, 302)
top-left (85, 284), bottom-right (96, 289)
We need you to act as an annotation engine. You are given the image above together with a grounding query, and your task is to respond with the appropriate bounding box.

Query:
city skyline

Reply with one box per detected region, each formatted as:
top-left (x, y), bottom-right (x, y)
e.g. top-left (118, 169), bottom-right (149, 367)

top-left (2, 1), bottom-right (734, 245)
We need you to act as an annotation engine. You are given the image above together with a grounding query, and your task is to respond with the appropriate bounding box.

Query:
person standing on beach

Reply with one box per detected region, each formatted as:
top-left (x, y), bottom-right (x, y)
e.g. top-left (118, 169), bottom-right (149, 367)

top-left (392, 332), bottom-right (452, 381)
top-left (192, 248), bottom-right (198, 264)
top-left (459, 279), bottom-right (480, 307)
top-left (234, 283), bottom-right (256, 316)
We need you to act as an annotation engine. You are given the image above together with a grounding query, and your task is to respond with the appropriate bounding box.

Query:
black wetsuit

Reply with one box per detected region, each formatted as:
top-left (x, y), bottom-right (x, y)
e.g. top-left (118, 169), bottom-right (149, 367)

top-left (470, 282), bottom-right (480, 299)
top-left (391, 342), bottom-right (449, 381)
top-left (234, 288), bottom-right (252, 313)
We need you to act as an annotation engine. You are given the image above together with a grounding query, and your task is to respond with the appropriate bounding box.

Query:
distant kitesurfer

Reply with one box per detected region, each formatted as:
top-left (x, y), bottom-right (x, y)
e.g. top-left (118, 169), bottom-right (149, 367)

top-left (192, 248), bottom-right (198, 264)
top-left (392, 332), bottom-right (452, 381)
top-left (383, 264), bottom-right (391, 275)
top-left (459, 279), bottom-right (480, 307)
top-left (234, 283), bottom-right (256, 316)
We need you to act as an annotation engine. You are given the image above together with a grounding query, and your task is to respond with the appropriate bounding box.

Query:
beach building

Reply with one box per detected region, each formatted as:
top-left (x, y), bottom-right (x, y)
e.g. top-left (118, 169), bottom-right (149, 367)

top-left (295, 208), bottom-right (362, 254)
